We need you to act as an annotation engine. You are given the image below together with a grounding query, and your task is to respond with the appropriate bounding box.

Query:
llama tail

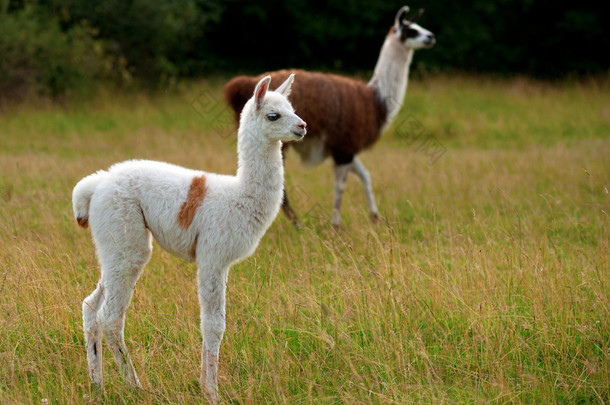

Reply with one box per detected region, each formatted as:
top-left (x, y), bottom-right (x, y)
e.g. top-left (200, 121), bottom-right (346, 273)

top-left (72, 170), bottom-right (109, 229)
top-left (223, 76), bottom-right (257, 120)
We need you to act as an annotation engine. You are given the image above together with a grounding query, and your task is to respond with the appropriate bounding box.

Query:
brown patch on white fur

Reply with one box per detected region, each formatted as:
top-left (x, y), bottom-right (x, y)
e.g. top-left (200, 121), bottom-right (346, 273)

top-left (178, 175), bottom-right (207, 229)
top-left (77, 216), bottom-right (89, 228)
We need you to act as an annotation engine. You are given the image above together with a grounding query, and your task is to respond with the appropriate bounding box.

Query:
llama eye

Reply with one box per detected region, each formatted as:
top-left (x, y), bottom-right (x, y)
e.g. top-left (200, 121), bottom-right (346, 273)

top-left (406, 28), bottom-right (419, 38)
top-left (400, 26), bottom-right (420, 41)
top-left (266, 113), bottom-right (281, 121)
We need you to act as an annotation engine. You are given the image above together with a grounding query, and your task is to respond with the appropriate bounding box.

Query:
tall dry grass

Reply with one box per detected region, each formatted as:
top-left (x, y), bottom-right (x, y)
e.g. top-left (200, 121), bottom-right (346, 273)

top-left (0, 75), bottom-right (608, 404)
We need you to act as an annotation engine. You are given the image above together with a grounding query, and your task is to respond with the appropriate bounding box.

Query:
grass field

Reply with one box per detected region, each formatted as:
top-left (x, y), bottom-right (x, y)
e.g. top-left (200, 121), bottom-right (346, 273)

top-left (1, 74), bottom-right (609, 404)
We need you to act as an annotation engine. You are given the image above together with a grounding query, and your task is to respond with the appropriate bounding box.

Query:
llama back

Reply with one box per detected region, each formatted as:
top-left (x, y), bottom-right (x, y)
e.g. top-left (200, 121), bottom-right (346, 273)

top-left (224, 70), bottom-right (387, 156)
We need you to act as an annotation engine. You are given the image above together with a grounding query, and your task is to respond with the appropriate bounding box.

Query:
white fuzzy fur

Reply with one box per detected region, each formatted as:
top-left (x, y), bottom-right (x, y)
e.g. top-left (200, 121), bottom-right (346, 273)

top-left (369, 19), bottom-right (435, 130)
top-left (74, 74), bottom-right (305, 403)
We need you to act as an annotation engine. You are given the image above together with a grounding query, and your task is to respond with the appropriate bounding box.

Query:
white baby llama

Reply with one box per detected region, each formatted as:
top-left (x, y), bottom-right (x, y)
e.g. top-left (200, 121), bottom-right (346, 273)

top-left (73, 74), bottom-right (306, 403)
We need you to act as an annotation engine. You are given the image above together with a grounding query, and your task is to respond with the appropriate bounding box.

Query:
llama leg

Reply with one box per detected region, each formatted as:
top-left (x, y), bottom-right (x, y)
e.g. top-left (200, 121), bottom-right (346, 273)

top-left (332, 162), bottom-right (353, 226)
top-left (281, 187), bottom-right (300, 228)
top-left (98, 278), bottom-right (144, 389)
top-left (83, 283), bottom-right (105, 388)
top-left (197, 263), bottom-right (229, 403)
top-left (351, 157), bottom-right (380, 222)
top-left (280, 143), bottom-right (300, 227)
top-left (92, 210), bottom-right (152, 389)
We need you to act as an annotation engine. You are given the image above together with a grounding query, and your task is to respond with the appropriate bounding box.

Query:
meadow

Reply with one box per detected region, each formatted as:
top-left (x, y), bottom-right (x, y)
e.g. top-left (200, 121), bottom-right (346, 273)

top-left (0, 74), bottom-right (608, 404)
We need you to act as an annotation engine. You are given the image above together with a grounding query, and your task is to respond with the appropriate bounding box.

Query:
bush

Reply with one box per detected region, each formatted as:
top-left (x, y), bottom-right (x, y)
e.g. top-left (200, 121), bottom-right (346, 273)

top-left (0, 5), bottom-right (109, 98)
top-left (59, 0), bottom-right (221, 80)
top-left (1, 0), bottom-right (607, 97)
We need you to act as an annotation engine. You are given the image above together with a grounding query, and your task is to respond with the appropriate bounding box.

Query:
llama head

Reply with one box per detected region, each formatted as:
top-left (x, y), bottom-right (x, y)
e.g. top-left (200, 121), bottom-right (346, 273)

top-left (242, 74), bottom-right (307, 143)
top-left (392, 5), bottom-right (435, 50)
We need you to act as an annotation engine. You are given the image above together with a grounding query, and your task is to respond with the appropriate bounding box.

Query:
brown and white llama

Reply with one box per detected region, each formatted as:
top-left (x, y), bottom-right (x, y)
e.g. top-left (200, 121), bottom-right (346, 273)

top-left (223, 6), bottom-right (435, 227)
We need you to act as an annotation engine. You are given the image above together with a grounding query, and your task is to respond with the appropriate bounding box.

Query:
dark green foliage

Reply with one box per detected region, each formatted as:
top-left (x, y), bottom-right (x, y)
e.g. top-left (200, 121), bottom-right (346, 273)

top-left (418, 0), bottom-right (610, 77)
top-left (0, 3), bottom-right (106, 98)
top-left (199, 0), bottom-right (609, 77)
top-left (1, 0), bottom-right (608, 97)
top-left (56, 0), bottom-right (223, 79)
top-left (202, 0), bottom-right (400, 73)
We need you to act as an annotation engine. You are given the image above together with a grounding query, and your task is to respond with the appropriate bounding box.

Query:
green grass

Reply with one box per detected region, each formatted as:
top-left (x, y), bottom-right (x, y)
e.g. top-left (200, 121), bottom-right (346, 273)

top-left (1, 74), bottom-right (609, 404)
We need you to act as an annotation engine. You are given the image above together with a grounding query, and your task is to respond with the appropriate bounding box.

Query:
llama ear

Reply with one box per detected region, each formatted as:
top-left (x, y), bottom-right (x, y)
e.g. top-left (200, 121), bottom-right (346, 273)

top-left (395, 5), bottom-right (410, 28)
top-left (408, 8), bottom-right (424, 24)
top-left (275, 73), bottom-right (295, 98)
top-left (254, 75), bottom-right (271, 110)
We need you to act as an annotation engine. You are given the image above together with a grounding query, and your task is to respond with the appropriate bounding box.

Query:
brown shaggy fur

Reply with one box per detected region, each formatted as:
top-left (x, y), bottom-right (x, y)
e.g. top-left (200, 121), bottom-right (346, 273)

top-left (177, 175), bottom-right (207, 229)
top-left (224, 69), bottom-right (387, 164)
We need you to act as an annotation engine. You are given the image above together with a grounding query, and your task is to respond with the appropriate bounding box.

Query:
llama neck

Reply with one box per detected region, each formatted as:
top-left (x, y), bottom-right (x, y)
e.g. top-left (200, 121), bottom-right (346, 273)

top-left (235, 130), bottom-right (285, 208)
top-left (368, 35), bottom-right (414, 130)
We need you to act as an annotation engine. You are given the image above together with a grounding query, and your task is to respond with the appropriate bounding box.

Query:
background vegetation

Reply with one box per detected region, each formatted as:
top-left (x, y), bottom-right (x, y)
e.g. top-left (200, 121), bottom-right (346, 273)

top-left (1, 0), bottom-right (609, 403)
top-left (1, 75), bottom-right (608, 403)
top-left (1, 0), bottom-right (608, 98)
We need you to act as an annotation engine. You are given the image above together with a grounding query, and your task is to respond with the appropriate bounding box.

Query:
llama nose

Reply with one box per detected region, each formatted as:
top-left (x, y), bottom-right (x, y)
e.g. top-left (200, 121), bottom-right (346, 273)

top-left (297, 122), bottom-right (307, 133)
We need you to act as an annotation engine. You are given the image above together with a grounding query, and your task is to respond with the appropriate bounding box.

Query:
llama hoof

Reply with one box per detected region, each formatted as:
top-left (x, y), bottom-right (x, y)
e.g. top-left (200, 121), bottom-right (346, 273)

top-left (88, 380), bottom-right (103, 396)
top-left (370, 212), bottom-right (380, 223)
top-left (129, 379), bottom-right (143, 390)
top-left (84, 386), bottom-right (102, 403)
top-left (89, 374), bottom-right (103, 391)
top-left (203, 386), bottom-right (220, 404)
